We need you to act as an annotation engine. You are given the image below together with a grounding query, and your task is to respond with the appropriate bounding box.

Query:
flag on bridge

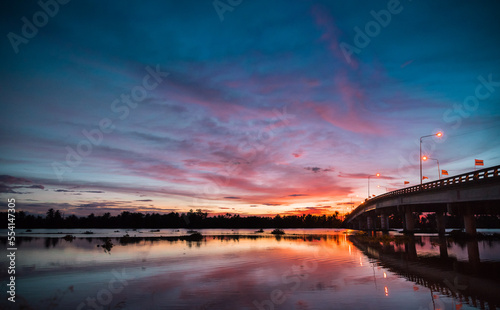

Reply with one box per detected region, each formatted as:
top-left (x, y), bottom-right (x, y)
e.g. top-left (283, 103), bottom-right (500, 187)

top-left (404, 181), bottom-right (410, 184)
top-left (422, 176), bottom-right (428, 180)
top-left (441, 170), bottom-right (449, 176)
top-left (475, 159), bottom-right (484, 166)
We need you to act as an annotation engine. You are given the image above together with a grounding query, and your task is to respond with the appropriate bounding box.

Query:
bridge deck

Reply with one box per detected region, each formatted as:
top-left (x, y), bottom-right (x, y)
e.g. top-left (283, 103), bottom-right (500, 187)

top-left (345, 165), bottom-right (500, 223)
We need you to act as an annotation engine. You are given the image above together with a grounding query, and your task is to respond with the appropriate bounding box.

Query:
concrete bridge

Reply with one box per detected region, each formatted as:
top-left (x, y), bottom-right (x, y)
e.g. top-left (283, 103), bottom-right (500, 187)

top-left (344, 165), bottom-right (500, 235)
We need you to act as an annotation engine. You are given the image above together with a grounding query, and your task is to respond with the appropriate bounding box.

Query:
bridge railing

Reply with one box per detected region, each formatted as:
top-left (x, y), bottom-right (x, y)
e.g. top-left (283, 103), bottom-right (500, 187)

top-left (345, 165), bottom-right (500, 222)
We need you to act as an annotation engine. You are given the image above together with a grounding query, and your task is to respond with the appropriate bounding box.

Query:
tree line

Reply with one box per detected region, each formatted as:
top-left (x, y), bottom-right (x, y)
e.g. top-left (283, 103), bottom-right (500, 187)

top-left (1, 208), bottom-right (344, 229)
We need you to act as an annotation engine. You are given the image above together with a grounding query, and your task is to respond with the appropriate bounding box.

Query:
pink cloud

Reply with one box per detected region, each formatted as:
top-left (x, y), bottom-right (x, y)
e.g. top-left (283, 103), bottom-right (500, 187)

top-left (311, 4), bottom-right (358, 69)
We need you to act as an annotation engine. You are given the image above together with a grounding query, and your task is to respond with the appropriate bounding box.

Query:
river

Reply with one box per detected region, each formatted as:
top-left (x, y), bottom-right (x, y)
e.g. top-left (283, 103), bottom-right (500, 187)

top-left (1, 228), bottom-right (499, 309)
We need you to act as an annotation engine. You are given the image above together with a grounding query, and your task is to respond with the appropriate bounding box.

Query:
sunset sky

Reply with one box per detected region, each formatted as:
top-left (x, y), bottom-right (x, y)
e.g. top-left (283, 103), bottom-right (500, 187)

top-left (1, 0), bottom-right (499, 217)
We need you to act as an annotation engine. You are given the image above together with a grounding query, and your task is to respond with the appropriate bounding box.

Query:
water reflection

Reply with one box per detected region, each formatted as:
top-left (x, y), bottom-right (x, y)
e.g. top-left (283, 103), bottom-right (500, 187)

top-left (0, 231), bottom-right (499, 309)
top-left (349, 233), bottom-right (500, 309)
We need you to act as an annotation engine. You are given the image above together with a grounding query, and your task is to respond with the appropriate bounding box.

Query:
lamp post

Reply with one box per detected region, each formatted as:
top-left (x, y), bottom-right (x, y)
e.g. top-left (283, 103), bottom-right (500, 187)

top-left (368, 173), bottom-right (380, 198)
top-left (420, 132), bottom-right (442, 185)
top-left (423, 156), bottom-right (440, 179)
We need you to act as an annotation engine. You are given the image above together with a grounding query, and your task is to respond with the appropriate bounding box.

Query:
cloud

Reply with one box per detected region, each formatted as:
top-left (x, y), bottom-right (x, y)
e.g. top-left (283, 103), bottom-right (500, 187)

top-left (0, 184), bottom-right (17, 194)
top-left (338, 173), bottom-right (396, 180)
top-left (311, 4), bottom-right (355, 67)
top-left (283, 206), bottom-right (334, 215)
top-left (304, 167), bottom-right (334, 173)
top-left (26, 184), bottom-right (45, 189)
top-left (0, 175), bottom-right (32, 184)
top-left (0, 175), bottom-right (45, 192)
top-left (224, 196), bottom-right (241, 199)
top-left (337, 202), bottom-right (355, 206)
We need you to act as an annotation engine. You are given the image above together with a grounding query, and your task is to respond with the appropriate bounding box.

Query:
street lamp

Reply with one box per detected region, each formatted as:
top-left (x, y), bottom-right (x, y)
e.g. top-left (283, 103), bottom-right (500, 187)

top-left (422, 156), bottom-right (440, 179)
top-left (368, 173), bottom-right (380, 198)
top-left (420, 132), bottom-right (443, 185)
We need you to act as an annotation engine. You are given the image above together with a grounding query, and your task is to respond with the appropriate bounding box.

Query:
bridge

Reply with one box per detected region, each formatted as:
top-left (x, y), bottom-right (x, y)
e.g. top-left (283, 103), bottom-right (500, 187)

top-left (344, 165), bottom-right (500, 235)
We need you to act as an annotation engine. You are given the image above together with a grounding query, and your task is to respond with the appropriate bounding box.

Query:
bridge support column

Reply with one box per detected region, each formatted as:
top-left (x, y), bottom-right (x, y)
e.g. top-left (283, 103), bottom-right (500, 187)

top-left (404, 207), bottom-right (414, 234)
top-left (463, 206), bottom-right (477, 236)
top-left (405, 238), bottom-right (417, 260)
top-left (467, 239), bottom-right (480, 266)
top-left (438, 236), bottom-right (448, 259)
top-left (380, 214), bottom-right (389, 231)
top-left (436, 211), bottom-right (446, 237)
top-left (367, 217), bottom-right (373, 230)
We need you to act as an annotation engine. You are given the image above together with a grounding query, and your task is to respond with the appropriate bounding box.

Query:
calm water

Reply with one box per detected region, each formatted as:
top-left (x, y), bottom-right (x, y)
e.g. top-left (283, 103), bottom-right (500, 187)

top-left (1, 229), bottom-right (500, 309)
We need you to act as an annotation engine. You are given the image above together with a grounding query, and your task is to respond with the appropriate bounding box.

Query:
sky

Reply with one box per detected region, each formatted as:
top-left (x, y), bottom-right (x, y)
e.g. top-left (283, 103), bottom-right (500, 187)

top-left (1, 0), bottom-right (499, 217)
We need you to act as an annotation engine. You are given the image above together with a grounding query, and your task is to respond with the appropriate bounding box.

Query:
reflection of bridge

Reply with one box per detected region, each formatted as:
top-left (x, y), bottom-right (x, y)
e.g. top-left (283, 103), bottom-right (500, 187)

top-left (349, 235), bottom-right (500, 309)
top-left (345, 166), bottom-right (500, 235)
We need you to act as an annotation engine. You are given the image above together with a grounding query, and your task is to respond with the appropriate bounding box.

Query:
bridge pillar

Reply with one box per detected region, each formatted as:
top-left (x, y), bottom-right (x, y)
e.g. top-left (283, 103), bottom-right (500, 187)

top-left (435, 211), bottom-right (446, 236)
top-left (467, 239), bottom-right (480, 266)
top-left (463, 206), bottom-right (477, 236)
top-left (367, 216), bottom-right (373, 230)
top-left (405, 238), bottom-right (417, 260)
top-left (372, 216), bottom-right (377, 230)
top-left (404, 207), bottom-right (414, 234)
top-left (438, 236), bottom-right (448, 259)
top-left (380, 214), bottom-right (389, 231)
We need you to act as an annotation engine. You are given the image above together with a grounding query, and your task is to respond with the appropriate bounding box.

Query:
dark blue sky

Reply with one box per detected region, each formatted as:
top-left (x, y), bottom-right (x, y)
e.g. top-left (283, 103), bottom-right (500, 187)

top-left (1, 0), bottom-right (499, 216)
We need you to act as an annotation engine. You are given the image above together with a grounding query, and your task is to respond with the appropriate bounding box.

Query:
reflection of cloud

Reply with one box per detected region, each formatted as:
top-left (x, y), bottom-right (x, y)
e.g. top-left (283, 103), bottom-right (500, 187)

top-left (124, 236), bottom-right (352, 309)
top-left (350, 276), bottom-right (376, 285)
